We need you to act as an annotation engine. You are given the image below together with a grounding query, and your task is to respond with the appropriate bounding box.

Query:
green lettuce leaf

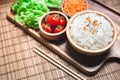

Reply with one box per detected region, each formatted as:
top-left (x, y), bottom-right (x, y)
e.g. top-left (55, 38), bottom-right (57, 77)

top-left (12, 0), bottom-right (49, 30)
top-left (45, 0), bottom-right (63, 8)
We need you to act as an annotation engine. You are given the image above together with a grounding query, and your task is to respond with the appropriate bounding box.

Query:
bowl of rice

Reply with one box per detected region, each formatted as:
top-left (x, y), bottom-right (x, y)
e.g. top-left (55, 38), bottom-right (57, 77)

top-left (66, 10), bottom-right (118, 56)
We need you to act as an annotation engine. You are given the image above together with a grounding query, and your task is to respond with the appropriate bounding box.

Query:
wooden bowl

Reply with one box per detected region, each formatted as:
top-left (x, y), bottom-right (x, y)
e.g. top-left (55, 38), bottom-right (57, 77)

top-left (61, 0), bottom-right (88, 17)
top-left (66, 10), bottom-right (118, 56)
top-left (39, 11), bottom-right (68, 41)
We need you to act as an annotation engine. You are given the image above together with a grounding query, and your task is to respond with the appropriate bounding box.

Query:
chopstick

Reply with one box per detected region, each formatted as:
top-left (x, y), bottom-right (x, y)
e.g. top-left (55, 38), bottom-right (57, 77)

top-left (33, 46), bottom-right (86, 80)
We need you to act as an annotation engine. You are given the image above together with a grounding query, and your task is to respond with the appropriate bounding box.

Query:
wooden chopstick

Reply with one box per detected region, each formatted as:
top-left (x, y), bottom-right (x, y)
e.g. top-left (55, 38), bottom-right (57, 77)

top-left (33, 46), bottom-right (86, 80)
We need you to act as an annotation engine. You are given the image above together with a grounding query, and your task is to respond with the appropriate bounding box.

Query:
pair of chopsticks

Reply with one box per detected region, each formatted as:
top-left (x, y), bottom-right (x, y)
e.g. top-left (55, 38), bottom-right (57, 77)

top-left (33, 46), bottom-right (86, 80)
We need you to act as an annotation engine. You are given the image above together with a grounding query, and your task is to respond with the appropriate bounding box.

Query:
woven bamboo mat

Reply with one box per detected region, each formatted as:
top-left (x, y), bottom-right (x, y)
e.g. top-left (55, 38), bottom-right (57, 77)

top-left (0, 1), bottom-right (120, 80)
top-left (0, 3), bottom-right (76, 80)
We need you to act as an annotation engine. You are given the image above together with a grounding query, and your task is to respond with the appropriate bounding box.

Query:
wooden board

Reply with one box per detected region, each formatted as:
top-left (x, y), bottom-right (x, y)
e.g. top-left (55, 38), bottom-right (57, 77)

top-left (92, 0), bottom-right (120, 16)
top-left (6, 2), bottom-right (120, 75)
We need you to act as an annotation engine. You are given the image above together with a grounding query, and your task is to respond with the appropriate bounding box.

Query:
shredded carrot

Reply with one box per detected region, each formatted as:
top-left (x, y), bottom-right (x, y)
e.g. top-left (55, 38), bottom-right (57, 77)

top-left (93, 23), bottom-right (99, 26)
top-left (83, 26), bottom-right (87, 30)
top-left (86, 17), bottom-right (91, 23)
top-left (93, 19), bottom-right (99, 26)
top-left (63, 0), bottom-right (87, 16)
top-left (91, 28), bottom-right (96, 34)
top-left (94, 19), bottom-right (98, 23)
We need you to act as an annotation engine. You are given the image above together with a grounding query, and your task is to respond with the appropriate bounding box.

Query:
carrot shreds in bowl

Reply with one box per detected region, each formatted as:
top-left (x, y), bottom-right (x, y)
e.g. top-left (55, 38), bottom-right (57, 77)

top-left (62, 0), bottom-right (87, 16)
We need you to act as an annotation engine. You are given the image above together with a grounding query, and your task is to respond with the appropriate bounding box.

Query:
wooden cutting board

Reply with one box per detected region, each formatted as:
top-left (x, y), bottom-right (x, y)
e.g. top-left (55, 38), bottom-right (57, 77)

top-left (6, 10), bottom-right (120, 75)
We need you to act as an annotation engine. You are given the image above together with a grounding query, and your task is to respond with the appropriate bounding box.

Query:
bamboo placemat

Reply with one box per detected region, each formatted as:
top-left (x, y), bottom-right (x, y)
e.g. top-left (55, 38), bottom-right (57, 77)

top-left (0, 3), bottom-right (76, 80)
top-left (0, 1), bottom-right (120, 80)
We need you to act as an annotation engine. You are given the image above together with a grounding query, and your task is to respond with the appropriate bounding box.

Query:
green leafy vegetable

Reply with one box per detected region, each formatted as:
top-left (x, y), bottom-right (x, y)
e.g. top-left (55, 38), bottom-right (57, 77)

top-left (45, 0), bottom-right (63, 8)
top-left (11, 0), bottom-right (63, 30)
top-left (12, 0), bottom-right (49, 30)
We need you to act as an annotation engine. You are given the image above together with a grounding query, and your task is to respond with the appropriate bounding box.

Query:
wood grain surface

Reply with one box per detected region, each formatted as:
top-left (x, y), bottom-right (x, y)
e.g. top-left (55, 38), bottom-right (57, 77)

top-left (6, 0), bottom-right (120, 75)
top-left (0, 0), bottom-right (120, 80)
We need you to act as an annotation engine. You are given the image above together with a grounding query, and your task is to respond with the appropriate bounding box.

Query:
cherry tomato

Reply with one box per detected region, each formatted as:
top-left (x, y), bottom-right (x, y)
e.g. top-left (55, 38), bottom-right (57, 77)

top-left (42, 23), bottom-right (52, 33)
top-left (53, 25), bottom-right (64, 33)
top-left (45, 15), bottom-right (52, 24)
top-left (48, 14), bottom-right (60, 27)
top-left (44, 14), bottom-right (66, 33)
top-left (59, 17), bottom-right (66, 26)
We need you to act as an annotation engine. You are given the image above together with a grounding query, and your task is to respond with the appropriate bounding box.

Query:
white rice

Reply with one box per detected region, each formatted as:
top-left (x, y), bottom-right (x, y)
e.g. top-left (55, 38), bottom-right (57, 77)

top-left (70, 12), bottom-right (113, 50)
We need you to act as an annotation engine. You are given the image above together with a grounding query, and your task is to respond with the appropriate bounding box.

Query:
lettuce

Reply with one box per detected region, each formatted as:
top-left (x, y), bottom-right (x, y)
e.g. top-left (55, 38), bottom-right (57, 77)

top-left (12, 0), bottom-right (49, 30)
top-left (12, 0), bottom-right (63, 30)
top-left (45, 0), bottom-right (63, 8)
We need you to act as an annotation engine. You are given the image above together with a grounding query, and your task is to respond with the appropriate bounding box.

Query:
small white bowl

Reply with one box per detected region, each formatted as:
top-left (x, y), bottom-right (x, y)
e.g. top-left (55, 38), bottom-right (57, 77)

top-left (66, 10), bottom-right (118, 56)
top-left (39, 11), bottom-right (68, 41)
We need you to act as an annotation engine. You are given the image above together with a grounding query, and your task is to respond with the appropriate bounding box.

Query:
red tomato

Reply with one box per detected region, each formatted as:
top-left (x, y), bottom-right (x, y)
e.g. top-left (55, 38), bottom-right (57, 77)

top-left (59, 17), bottom-right (66, 26)
top-left (48, 14), bottom-right (60, 27)
top-left (42, 23), bottom-right (52, 33)
top-left (53, 25), bottom-right (64, 33)
top-left (45, 15), bottom-right (52, 24)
